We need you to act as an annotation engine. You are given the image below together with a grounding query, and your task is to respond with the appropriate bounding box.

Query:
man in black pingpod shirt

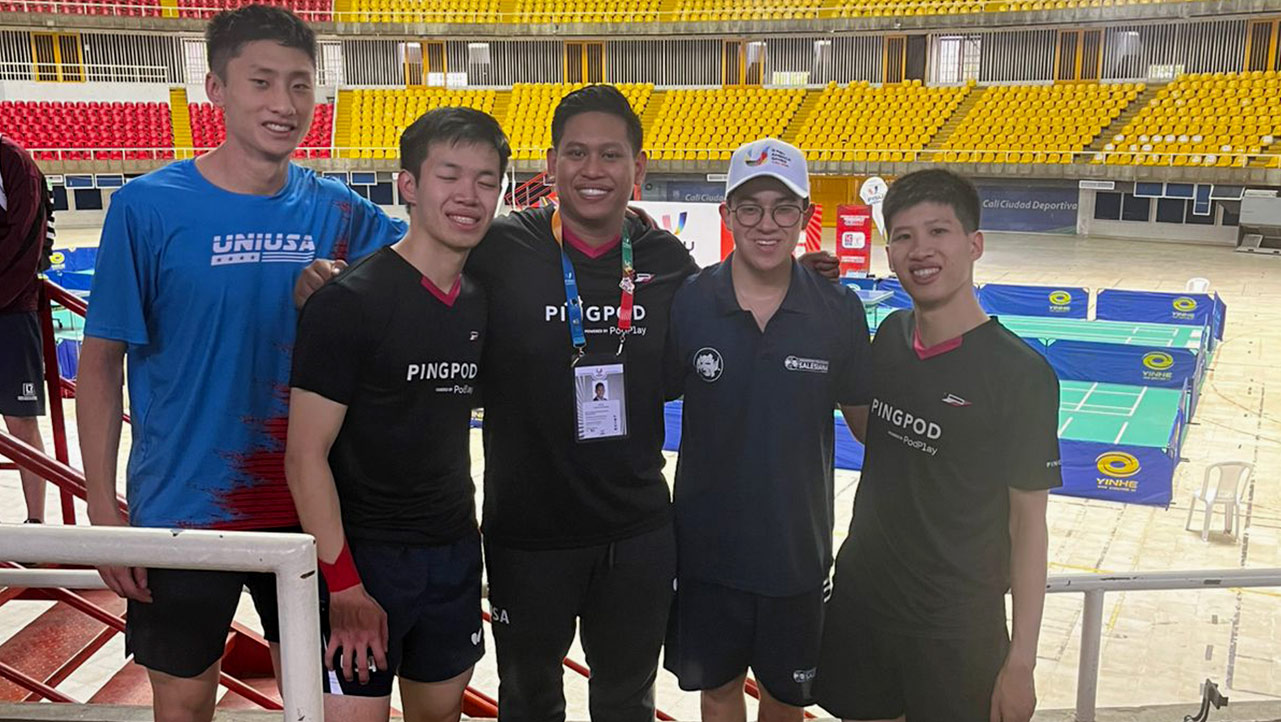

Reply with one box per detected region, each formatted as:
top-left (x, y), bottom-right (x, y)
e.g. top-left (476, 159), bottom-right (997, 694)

top-left (816, 169), bottom-right (1061, 722)
top-left (285, 108), bottom-right (509, 722)
top-left (467, 86), bottom-right (840, 721)
top-left (464, 85), bottom-right (691, 722)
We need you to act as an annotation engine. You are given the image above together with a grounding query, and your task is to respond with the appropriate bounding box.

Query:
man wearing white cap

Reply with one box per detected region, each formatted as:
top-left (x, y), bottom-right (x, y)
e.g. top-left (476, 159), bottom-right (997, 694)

top-left (663, 138), bottom-right (872, 722)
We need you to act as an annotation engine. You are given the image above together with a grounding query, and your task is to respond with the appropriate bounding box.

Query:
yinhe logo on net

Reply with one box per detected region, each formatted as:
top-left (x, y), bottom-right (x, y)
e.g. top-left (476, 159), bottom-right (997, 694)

top-left (1141, 351), bottom-right (1175, 382)
top-left (1172, 296), bottom-right (1198, 320)
top-left (1048, 290), bottom-right (1073, 313)
top-left (1096, 451), bottom-right (1141, 492)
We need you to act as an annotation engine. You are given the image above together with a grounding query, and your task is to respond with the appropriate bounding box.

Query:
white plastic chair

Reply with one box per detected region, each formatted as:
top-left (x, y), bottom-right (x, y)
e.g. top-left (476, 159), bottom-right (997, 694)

top-left (1185, 277), bottom-right (1211, 293)
top-left (1184, 462), bottom-right (1252, 542)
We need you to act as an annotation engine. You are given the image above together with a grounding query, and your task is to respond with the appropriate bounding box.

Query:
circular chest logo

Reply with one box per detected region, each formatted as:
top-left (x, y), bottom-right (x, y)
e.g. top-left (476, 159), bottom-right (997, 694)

top-left (49, 251), bottom-right (66, 267)
top-left (1096, 451), bottom-right (1141, 478)
top-left (1142, 351), bottom-right (1174, 371)
top-left (693, 347), bottom-right (723, 382)
top-left (1173, 296), bottom-right (1198, 312)
top-left (1048, 290), bottom-right (1072, 306)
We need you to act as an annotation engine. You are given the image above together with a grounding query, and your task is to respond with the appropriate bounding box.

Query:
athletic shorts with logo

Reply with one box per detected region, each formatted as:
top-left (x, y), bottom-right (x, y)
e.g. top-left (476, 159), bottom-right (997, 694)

top-left (815, 590), bottom-right (1009, 722)
top-left (125, 528), bottom-right (298, 679)
top-left (322, 532), bottom-right (485, 697)
top-left (664, 577), bottom-right (826, 707)
top-left (0, 312), bottom-right (45, 417)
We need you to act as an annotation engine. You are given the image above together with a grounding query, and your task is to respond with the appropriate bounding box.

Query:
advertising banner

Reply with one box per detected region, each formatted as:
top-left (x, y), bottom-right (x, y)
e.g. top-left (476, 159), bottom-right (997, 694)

top-left (978, 283), bottom-right (1089, 319)
top-left (977, 182), bottom-right (1079, 234)
top-left (1095, 289), bottom-right (1220, 330)
top-left (836, 204), bottom-right (873, 278)
top-left (1057, 439), bottom-right (1177, 506)
top-left (1043, 340), bottom-right (1199, 389)
top-left (631, 200), bottom-right (728, 267)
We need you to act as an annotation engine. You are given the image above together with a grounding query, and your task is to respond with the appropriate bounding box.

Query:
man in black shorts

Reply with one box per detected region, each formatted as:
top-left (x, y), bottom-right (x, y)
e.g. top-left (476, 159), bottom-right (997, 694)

top-left (465, 85), bottom-right (694, 722)
top-left (285, 107), bottom-right (507, 722)
top-left (817, 169), bottom-right (1060, 722)
top-left (0, 132), bottom-right (53, 524)
top-left (664, 138), bottom-right (872, 722)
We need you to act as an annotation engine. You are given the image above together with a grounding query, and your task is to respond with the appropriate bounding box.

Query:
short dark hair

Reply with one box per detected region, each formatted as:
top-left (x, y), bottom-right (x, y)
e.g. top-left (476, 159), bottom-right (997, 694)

top-left (206, 5), bottom-right (316, 80)
top-left (551, 85), bottom-right (643, 156)
top-left (882, 169), bottom-right (981, 234)
top-left (399, 107), bottom-right (512, 179)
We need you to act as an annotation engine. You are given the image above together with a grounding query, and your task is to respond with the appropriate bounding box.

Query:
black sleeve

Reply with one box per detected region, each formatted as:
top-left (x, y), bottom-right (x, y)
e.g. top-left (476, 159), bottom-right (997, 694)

top-left (290, 283), bottom-right (368, 405)
top-left (662, 308), bottom-right (685, 402)
top-left (835, 291), bottom-right (874, 406)
top-left (1001, 363), bottom-right (1064, 491)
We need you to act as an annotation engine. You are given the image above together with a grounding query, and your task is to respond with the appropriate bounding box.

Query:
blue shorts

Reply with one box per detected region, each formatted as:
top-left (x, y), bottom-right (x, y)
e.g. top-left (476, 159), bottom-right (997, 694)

top-left (321, 532), bottom-right (485, 697)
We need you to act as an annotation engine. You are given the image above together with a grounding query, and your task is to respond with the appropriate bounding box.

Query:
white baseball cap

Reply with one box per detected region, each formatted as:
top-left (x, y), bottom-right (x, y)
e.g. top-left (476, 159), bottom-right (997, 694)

top-left (725, 138), bottom-right (810, 200)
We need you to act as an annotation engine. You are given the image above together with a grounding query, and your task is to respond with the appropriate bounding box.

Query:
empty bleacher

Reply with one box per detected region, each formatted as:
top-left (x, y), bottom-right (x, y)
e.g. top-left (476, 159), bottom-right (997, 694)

top-left (0, 100), bottom-right (173, 160)
top-left (648, 87), bottom-right (805, 161)
top-left (674, 0), bottom-right (817, 22)
top-left (339, 0), bottom-right (492, 22)
top-left (795, 80), bottom-right (969, 163)
top-left (176, 0), bottom-right (329, 19)
top-left (338, 88), bottom-right (496, 159)
top-left (1101, 71), bottom-right (1281, 168)
top-left (188, 102), bottom-right (333, 158)
top-left (938, 82), bottom-right (1140, 164)
top-left (504, 83), bottom-right (652, 160)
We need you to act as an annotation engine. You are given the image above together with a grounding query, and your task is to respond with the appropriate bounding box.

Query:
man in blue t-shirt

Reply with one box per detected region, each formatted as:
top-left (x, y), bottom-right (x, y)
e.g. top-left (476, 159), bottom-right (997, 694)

top-left (77, 7), bottom-right (405, 721)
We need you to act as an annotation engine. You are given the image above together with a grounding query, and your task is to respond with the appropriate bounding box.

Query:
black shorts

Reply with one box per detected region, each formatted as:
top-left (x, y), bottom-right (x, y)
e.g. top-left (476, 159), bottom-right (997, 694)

top-left (815, 592), bottom-right (1009, 722)
top-left (0, 311), bottom-right (45, 418)
top-left (126, 567), bottom-right (282, 679)
top-left (322, 532), bottom-right (485, 698)
top-left (663, 578), bottom-right (825, 707)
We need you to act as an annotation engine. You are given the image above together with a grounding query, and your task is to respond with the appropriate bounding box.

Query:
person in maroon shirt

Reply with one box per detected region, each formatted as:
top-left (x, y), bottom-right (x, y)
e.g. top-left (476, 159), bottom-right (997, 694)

top-left (0, 132), bottom-right (53, 523)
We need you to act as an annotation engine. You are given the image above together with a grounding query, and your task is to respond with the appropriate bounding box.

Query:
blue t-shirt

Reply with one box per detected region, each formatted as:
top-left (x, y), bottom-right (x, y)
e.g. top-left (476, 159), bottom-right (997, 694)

top-left (85, 160), bottom-right (406, 530)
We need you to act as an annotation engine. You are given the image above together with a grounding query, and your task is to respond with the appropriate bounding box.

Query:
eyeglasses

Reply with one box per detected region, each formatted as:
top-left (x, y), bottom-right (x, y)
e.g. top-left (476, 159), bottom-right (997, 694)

top-left (728, 203), bottom-right (807, 228)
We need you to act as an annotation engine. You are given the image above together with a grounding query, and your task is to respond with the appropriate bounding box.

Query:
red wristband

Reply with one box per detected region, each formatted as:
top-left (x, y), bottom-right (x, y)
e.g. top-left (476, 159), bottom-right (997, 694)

top-left (318, 540), bottom-right (361, 593)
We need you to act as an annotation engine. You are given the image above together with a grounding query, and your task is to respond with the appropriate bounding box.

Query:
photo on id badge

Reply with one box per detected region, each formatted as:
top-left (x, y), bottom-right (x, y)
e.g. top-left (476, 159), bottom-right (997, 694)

top-left (575, 360), bottom-right (628, 441)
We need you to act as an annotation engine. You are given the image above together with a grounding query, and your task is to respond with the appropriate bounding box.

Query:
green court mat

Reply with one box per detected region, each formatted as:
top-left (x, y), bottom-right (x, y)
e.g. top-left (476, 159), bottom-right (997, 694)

top-left (865, 311), bottom-right (1204, 351)
top-left (1057, 381), bottom-right (1182, 447)
top-left (998, 315), bottom-right (1204, 350)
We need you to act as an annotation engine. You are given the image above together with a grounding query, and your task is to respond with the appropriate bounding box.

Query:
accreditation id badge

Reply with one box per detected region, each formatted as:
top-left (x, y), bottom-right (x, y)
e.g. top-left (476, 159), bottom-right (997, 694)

top-left (574, 353), bottom-right (629, 442)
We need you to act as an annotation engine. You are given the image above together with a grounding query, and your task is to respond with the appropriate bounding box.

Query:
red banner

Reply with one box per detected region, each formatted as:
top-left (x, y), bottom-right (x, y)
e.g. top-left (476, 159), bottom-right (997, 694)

top-left (805, 203), bottom-right (823, 254)
top-left (836, 204), bottom-right (873, 277)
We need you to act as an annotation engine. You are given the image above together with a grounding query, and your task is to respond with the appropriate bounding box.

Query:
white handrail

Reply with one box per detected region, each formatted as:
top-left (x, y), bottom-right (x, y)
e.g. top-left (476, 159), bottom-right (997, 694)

top-left (0, 533), bottom-right (1277, 722)
top-left (1047, 568), bottom-right (1281, 722)
top-left (0, 524), bottom-right (322, 722)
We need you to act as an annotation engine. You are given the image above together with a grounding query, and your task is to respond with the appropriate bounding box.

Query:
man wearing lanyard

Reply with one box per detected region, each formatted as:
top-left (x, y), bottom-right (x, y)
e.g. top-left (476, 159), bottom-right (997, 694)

top-left (465, 84), bottom-right (695, 722)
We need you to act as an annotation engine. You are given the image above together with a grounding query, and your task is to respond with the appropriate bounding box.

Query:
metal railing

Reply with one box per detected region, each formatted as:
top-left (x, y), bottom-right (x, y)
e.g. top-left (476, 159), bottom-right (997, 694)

top-left (0, 0), bottom-right (332, 21)
top-left (0, 525), bottom-right (323, 721)
top-left (1048, 568), bottom-right (1281, 722)
top-left (0, 0), bottom-right (1234, 23)
top-left (0, 62), bottom-right (170, 83)
top-left (15, 143), bottom-right (1280, 172)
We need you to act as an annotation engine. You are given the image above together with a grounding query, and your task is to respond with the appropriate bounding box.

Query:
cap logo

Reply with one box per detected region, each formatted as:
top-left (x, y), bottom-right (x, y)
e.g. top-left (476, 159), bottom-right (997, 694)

top-left (745, 148), bottom-right (770, 167)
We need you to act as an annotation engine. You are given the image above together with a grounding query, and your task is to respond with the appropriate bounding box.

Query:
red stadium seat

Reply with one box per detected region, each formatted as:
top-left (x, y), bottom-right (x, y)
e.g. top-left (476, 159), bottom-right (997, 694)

top-left (0, 100), bottom-right (177, 161)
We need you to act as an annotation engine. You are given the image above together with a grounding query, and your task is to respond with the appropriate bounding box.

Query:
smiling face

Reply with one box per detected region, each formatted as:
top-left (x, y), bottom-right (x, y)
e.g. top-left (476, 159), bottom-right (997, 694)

top-left (547, 111), bottom-right (646, 232)
top-left (721, 177), bottom-right (812, 277)
top-left (398, 139), bottom-right (503, 253)
top-left (885, 200), bottom-right (984, 312)
top-left (207, 39), bottom-right (315, 163)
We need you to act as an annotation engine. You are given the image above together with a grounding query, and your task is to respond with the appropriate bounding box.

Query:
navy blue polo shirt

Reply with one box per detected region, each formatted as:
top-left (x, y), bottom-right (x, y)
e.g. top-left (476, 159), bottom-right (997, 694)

top-left (667, 255), bottom-right (873, 596)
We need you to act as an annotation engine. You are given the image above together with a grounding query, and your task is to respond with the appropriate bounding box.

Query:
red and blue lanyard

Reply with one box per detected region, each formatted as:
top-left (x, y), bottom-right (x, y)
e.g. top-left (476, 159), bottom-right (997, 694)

top-left (551, 209), bottom-right (636, 361)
